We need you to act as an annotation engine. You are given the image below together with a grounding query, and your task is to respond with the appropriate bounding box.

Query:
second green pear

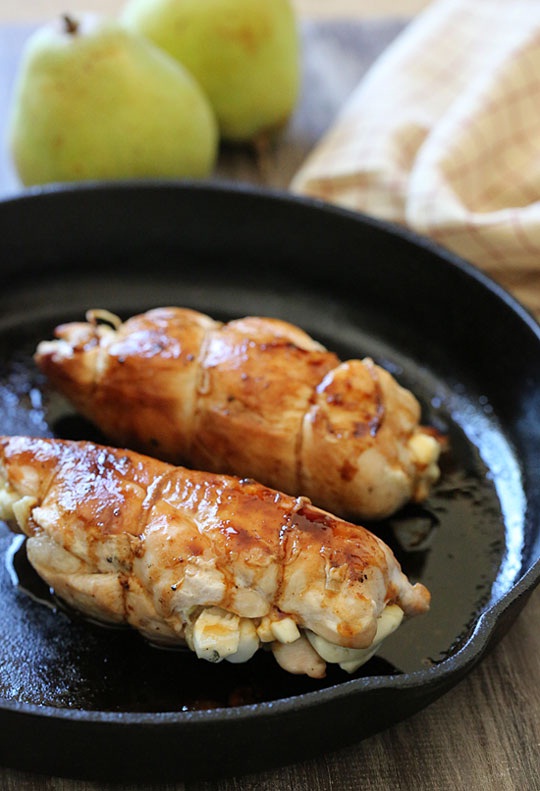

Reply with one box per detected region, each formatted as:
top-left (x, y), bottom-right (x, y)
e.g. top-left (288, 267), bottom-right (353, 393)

top-left (7, 14), bottom-right (218, 186)
top-left (122, 0), bottom-right (301, 144)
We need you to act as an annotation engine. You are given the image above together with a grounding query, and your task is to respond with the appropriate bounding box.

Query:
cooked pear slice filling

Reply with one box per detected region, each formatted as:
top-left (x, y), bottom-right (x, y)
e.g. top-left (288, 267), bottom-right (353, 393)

top-left (11, 495), bottom-right (38, 532)
top-left (185, 603), bottom-right (404, 673)
top-left (0, 478), bottom-right (37, 532)
top-left (306, 604), bottom-right (404, 672)
top-left (187, 606), bottom-right (260, 664)
top-left (225, 619), bottom-right (260, 664)
top-left (0, 481), bottom-right (20, 522)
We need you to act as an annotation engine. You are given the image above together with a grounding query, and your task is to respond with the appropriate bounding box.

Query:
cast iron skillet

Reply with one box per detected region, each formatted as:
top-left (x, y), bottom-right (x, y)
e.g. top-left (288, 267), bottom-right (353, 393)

top-left (0, 181), bottom-right (539, 782)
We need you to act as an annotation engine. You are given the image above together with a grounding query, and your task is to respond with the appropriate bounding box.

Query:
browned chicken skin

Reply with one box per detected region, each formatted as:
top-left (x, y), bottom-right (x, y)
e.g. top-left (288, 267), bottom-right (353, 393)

top-left (35, 307), bottom-right (442, 521)
top-left (0, 436), bottom-right (430, 677)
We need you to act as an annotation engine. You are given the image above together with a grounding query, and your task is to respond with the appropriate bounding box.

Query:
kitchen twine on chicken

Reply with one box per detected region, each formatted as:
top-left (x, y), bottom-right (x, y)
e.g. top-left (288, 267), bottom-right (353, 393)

top-left (291, 0), bottom-right (540, 315)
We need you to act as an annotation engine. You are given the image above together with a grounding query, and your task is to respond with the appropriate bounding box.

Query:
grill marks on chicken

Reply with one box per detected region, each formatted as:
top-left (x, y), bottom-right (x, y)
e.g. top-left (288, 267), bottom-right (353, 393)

top-left (34, 307), bottom-right (441, 521)
top-left (0, 436), bottom-right (430, 677)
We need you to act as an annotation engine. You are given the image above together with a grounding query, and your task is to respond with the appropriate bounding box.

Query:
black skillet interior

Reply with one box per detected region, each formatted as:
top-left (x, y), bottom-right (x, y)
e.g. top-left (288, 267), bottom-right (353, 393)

top-left (0, 181), bottom-right (539, 782)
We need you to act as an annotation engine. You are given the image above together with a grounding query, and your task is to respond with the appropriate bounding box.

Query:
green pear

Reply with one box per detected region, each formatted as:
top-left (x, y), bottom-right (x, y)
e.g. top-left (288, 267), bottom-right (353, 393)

top-left (7, 14), bottom-right (218, 186)
top-left (121, 0), bottom-right (301, 145)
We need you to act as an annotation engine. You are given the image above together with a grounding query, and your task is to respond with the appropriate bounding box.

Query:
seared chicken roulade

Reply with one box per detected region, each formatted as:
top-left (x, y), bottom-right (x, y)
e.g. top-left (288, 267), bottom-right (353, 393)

top-left (35, 307), bottom-right (442, 521)
top-left (0, 436), bottom-right (430, 678)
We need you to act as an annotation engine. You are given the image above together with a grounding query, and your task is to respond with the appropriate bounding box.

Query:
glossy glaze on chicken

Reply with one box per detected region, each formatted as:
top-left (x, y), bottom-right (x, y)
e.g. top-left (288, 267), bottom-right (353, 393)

top-left (35, 307), bottom-right (442, 520)
top-left (0, 436), bottom-right (430, 677)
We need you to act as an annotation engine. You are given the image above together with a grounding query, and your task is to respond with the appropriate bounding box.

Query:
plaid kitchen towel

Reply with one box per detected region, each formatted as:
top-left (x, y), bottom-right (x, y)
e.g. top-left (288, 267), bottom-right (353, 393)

top-left (291, 0), bottom-right (540, 314)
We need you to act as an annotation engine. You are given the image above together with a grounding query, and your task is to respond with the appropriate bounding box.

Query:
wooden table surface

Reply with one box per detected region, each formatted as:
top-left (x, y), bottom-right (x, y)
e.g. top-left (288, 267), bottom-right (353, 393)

top-left (0, 2), bottom-right (539, 790)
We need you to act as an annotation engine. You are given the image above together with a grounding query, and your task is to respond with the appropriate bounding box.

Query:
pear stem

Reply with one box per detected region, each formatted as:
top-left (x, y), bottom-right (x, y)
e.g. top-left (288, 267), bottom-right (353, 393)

top-left (62, 14), bottom-right (79, 35)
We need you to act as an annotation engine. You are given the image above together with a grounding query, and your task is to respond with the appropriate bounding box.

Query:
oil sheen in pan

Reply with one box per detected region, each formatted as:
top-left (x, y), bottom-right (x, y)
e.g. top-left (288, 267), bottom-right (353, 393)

top-left (0, 320), bottom-right (517, 713)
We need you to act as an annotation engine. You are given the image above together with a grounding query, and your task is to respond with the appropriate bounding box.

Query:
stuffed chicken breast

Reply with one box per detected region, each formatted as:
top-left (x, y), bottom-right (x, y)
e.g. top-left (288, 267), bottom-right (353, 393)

top-left (0, 435), bottom-right (430, 677)
top-left (35, 307), bottom-right (442, 520)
